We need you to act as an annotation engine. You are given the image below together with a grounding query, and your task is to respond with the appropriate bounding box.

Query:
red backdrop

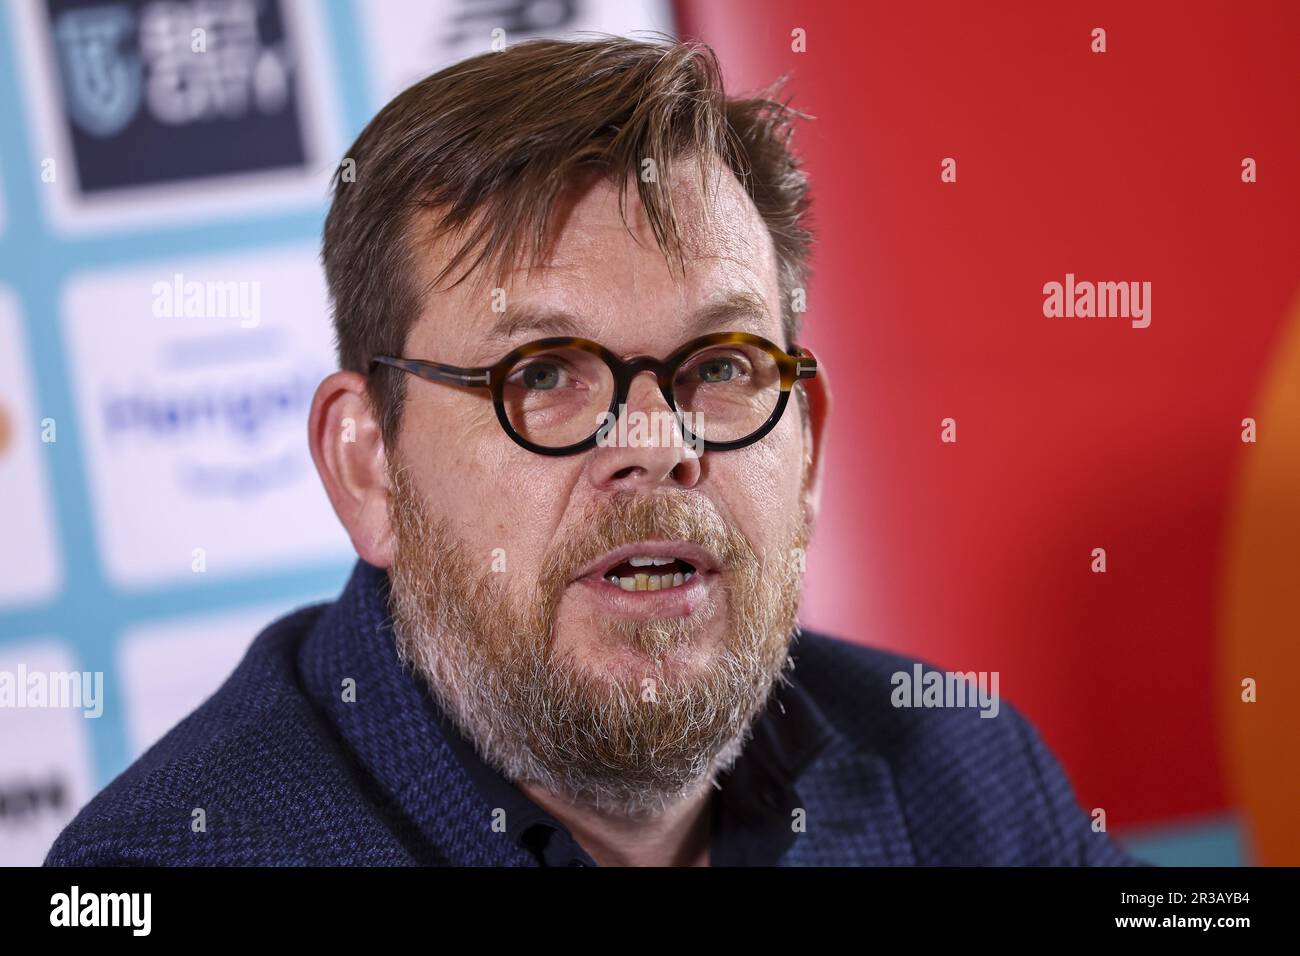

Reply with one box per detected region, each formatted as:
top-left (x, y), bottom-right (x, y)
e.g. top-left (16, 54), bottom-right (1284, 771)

top-left (674, 0), bottom-right (1300, 858)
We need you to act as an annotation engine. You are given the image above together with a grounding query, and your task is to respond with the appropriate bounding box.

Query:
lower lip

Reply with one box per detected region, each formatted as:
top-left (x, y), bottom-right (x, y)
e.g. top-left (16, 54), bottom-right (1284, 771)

top-left (570, 570), bottom-right (715, 619)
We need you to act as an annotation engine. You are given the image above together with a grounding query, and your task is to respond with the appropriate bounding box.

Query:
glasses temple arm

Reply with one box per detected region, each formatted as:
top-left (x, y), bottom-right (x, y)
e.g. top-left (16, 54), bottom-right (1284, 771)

top-left (371, 356), bottom-right (493, 387)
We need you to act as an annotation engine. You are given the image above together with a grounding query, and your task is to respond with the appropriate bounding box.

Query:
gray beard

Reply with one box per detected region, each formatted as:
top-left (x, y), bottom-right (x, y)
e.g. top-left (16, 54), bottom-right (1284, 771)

top-left (385, 460), bottom-right (808, 818)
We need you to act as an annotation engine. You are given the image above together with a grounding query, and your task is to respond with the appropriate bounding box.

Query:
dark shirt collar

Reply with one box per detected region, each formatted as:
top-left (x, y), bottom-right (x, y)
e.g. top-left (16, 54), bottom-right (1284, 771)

top-left (433, 708), bottom-right (599, 867)
top-left (434, 667), bottom-right (837, 867)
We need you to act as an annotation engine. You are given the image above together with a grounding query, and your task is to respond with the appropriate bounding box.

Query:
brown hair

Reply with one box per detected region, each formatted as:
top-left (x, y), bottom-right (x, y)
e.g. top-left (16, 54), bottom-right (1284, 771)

top-left (322, 34), bottom-right (814, 446)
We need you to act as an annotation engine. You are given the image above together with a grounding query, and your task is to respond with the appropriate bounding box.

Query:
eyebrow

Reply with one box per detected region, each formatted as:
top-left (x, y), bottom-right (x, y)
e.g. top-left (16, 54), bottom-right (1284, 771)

top-left (478, 289), bottom-right (774, 355)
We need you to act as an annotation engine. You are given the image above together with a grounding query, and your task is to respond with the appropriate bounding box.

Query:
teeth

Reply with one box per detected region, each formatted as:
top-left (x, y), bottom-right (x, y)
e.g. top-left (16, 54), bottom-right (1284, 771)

top-left (605, 570), bottom-right (695, 591)
top-left (628, 556), bottom-right (675, 567)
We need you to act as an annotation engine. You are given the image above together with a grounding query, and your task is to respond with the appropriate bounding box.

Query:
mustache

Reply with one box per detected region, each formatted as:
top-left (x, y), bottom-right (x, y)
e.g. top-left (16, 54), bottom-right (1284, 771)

top-left (538, 492), bottom-right (756, 587)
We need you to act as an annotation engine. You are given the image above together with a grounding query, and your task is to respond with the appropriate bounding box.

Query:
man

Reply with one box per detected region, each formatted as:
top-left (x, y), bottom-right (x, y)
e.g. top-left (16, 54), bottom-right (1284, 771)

top-left (47, 36), bottom-right (1137, 867)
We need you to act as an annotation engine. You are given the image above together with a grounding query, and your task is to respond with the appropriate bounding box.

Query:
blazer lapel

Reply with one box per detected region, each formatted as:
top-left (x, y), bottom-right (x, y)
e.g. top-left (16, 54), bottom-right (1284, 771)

top-left (298, 561), bottom-right (535, 866)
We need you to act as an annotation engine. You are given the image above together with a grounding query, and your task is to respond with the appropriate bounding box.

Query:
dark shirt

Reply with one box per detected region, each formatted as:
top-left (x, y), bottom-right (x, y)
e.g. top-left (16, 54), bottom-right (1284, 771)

top-left (433, 676), bottom-right (836, 867)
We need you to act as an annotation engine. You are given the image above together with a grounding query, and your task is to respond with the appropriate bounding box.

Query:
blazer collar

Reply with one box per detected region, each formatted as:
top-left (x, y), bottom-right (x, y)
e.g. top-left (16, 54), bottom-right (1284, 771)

top-left (297, 560), bottom-right (534, 865)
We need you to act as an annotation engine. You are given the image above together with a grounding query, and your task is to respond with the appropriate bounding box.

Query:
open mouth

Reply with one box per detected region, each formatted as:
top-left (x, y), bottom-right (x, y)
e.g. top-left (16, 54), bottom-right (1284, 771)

top-left (568, 541), bottom-right (720, 620)
top-left (571, 540), bottom-right (720, 592)
top-left (602, 556), bottom-right (697, 592)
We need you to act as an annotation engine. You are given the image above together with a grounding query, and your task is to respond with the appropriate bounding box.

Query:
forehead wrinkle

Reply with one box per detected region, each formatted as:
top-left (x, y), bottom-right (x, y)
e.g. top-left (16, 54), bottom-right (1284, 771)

top-left (483, 305), bottom-right (586, 345)
top-left (473, 287), bottom-right (774, 362)
top-left (689, 288), bottom-right (773, 336)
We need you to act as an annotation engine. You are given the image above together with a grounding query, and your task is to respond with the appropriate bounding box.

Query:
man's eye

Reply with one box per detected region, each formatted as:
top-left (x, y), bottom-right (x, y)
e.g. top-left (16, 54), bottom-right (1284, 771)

top-left (696, 359), bottom-right (735, 383)
top-left (519, 362), bottom-right (561, 390)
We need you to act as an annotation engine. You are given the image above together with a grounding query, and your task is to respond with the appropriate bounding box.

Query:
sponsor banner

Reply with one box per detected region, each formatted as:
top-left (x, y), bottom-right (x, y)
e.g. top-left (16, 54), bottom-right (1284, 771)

top-left (61, 245), bottom-right (351, 588)
top-left (0, 641), bottom-right (95, 867)
top-left (118, 600), bottom-right (321, 757)
top-left (9, 0), bottom-right (340, 232)
top-left (0, 287), bottom-right (62, 608)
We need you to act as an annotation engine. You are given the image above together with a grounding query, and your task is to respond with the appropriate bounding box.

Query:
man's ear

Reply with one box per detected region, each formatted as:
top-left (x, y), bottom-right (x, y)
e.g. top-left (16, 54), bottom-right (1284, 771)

top-left (308, 370), bottom-right (396, 568)
top-left (800, 361), bottom-right (832, 532)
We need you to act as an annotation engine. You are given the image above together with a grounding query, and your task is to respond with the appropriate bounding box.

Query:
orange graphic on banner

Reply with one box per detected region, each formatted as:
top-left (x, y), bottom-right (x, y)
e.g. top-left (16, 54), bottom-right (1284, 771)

top-left (1219, 288), bottom-right (1300, 866)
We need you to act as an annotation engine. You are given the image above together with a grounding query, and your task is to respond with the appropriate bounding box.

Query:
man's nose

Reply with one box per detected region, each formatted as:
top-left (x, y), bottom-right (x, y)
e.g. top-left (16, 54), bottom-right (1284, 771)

top-left (587, 371), bottom-right (702, 492)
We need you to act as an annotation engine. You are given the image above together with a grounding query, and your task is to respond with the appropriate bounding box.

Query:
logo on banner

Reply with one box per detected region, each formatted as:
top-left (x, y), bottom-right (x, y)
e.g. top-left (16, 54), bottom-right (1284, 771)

top-left (61, 248), bottom-right (351, 585)
top-left (52, 5), bottom-right (141, 137)
top-left (0, 401), bottom-right (11, 457)
top-left (45, 0), bottom-right (308, 193)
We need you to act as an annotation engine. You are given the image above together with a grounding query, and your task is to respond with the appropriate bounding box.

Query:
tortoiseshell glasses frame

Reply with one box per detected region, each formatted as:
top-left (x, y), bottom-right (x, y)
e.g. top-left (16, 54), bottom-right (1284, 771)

top-left (370, 331), bottom-right (819, 457)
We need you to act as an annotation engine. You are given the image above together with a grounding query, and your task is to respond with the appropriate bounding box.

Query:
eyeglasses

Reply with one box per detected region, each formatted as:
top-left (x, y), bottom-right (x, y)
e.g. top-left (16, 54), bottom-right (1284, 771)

top-left (370, 332), bottom-right (818, 456)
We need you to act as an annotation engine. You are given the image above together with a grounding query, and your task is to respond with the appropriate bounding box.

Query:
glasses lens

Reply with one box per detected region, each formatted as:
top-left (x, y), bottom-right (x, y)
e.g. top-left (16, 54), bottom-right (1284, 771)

top-left (672, 342), bottom-right (782, 443)
top-left (501, 347), bottom-right (614, 448)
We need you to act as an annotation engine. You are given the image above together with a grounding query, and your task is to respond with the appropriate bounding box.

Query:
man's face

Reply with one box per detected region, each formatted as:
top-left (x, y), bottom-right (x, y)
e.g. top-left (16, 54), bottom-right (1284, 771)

top-left (385, 157), bottom-right (813, 814)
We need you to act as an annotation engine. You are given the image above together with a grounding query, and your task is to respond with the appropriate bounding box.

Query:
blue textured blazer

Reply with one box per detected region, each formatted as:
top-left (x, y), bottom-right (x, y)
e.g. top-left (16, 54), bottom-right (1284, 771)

top-left (45, 560), bottom-right (1140, 866)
